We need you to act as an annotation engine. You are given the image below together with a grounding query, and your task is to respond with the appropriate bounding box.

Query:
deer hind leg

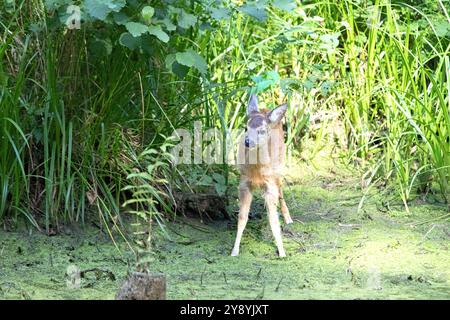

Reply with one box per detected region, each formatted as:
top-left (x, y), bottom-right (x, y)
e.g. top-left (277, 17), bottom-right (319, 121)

top-left (277, 177), bottom-right (293, 224)
top-left (231, 183), bottom-right (253, 256)
top-left (264, 181), bottom-right (286, 257)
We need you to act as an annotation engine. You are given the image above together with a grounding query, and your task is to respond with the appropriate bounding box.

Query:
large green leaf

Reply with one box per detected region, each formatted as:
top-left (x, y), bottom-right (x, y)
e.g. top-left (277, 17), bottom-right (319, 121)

top-left (433, 18), bottom-right (450, 37)
top-left (175, 49), bottom-right (207, 75)
top-left (119, 32), bottom-right (141, 50)
top-left (162, 18), bottom-right (177, 31)
top-left (165, 54), bottom-right (176, 70)
top-left (178, 9), bottom-right (197, 29)
top-left (273, 0), bottom-right (297, 11)
top-left (141, 6), bottom-right (155, 22)
top-left (85, 0), bottom-right (126, 20)
top-left (112, 11), bottom-right (129, 25)
top-left (125, 22), bottom-right (148, 37)
top-left (210, 7), bottom-right (231, 21)
top-left (251, 70), bottom-right (280, 92)
top-left (166, 54), bottom-right (188, 78)
top-left (44, 0), bottom-right (72, 10)
top-left (238, 1), bottom-right (268, 22)
top-left (148, 25), bottom-right (169, 43)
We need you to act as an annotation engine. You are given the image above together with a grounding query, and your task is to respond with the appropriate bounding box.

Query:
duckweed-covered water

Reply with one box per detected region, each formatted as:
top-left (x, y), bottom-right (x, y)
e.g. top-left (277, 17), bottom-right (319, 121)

top-left (1, 159), bottom-right (449, 299)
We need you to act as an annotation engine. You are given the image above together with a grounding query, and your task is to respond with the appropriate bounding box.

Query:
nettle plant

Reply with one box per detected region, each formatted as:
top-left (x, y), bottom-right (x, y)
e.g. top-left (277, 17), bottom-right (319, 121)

top-left (43, 0), bottom-right (308, 77)
top-left (44, 0), bottom-right (208, 75)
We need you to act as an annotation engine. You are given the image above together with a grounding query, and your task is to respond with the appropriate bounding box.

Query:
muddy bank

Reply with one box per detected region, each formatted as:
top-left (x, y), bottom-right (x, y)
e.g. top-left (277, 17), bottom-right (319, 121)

top-left (1, 160), bottom-right (449, 299)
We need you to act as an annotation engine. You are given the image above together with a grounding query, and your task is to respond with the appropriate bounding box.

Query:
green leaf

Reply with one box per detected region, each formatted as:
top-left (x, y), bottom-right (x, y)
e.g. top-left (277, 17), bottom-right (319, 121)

top-left (148, 25), bottom-right (169, 43)
top-left (212, 173), bottom-right (226, 185)
top-left (89, 37), bottom-right (112, 56)
top-left (433, 18), bottom-right (450, 37)
top-left (112, 11), bottom-right (129, 25)
top-left (119, 32), bottom-right (141, 50)
top-left (85, 0), bottom-right (126, 20)
top-left (172, 62), bottom-right (190, 78)
top-left (320, 80), bottom-right (335, 96)
top-left (273, 0), bottom-right (297, 11)
top-left (210, 7), bottom-right (231, 21)
top-left (178, 9), bottom-right (197, 29)
top-left (251, 70), bottom-right (280, 92)
top-left (214, 183), bottom-right (227, 196)
top-left (238, 1), bottom-right (268, 22)
top-left (168, 5), bottom-right (182, 15)
top-left (125, 22), bottom-right (148, 37)
top-left (165, 54), bottom-right (176, 70)
top-left (162, 18), bottom-right (177, 31)
top-left (199, 175), bottom-right (213, 186)
top-left (319, 32), bottom-right (340, 51)
top-left (141, 6), bottom-right (155, 22)
top-left (44, 0), bottom-right (72, 10)
top-left (175, 49), bottom-right (208, 75)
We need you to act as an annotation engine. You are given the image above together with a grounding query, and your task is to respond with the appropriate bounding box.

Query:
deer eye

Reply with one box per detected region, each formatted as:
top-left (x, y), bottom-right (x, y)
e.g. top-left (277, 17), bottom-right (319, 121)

top-left (258, 129), bottom-right (266, 135)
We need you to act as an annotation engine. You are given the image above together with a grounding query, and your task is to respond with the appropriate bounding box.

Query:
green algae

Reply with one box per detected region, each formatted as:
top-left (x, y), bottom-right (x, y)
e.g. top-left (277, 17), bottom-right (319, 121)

top-left (0, 229), bottom-right (132, 299)
top-left (0, 158), bottom-right (449, 299)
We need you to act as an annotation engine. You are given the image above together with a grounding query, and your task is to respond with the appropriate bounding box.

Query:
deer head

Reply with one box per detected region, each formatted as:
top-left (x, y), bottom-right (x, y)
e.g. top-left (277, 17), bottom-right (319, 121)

top-left (244, 94), bottom-right (287, 149)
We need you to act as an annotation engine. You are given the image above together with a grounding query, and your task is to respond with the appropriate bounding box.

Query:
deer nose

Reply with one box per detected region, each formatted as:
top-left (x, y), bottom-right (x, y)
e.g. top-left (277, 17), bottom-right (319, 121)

top-left (245, 137), bottom-right (252, 148)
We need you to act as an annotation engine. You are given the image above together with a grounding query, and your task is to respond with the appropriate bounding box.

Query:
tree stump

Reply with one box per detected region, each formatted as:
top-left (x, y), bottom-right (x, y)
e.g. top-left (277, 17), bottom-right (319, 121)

top-left (116, 272), bottom-right (166, 300)
top-left (174, 192), bottom-right (229, 220)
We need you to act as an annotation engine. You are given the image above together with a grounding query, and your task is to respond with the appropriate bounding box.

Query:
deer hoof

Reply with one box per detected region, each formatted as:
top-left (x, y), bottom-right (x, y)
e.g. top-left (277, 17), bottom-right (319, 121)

top-left (278, 250), bottom-right (286, 258)
top-left (284, 217), bottom-right (293, 224)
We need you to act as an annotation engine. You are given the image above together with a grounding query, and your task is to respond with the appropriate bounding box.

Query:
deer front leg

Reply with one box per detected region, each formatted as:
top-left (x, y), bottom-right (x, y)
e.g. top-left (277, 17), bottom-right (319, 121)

top-left (279, 186), bottom-right (293, 224)
top-left (231, 184), bottom-right (252, 256)
top-left (264, 182), bottom-right (286, 257)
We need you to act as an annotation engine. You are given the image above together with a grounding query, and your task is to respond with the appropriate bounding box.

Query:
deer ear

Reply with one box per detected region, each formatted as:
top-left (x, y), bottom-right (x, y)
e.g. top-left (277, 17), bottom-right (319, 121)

top-left (268, 104), bottom-right (287, 124)
top-left (247, 94), bottom-right (259, 115)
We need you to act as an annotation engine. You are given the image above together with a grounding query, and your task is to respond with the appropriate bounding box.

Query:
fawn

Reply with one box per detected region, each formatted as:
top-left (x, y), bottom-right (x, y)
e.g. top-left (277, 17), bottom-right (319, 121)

top-left (231, 94), bottom-right (292, 257)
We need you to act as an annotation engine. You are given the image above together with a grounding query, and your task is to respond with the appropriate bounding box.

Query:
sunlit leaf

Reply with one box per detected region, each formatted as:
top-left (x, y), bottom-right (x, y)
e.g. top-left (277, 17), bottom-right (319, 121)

top-left (273, 0), bottom-right (297, 11)
top-left (125, 22), bottom-right (148, 37)
top-left (433, 18), bottom-right (450, 37)
top-left (165, 54), bottom-right (176, 69)
top-left (141, 6), bottom-right (155, 22)
top-left (238, 1), bottom-right (268, 22)
top-left (85, 0), bottom-right (126, 20)
top-left (251, 70), bottom-right (280, 92)
top-left (210, 7), bottom-right (231, 21)
top-left (148, 25), bottom-right (169, 43)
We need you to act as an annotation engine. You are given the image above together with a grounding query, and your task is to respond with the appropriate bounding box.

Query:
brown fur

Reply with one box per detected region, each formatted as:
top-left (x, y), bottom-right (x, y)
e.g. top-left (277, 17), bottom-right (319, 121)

top-left (231, 106), bottom-right (292, 257)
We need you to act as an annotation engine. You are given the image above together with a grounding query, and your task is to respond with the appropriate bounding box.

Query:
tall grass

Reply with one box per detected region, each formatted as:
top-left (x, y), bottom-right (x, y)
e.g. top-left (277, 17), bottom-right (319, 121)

top-left (326, 0), bottom-right (450, 208)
